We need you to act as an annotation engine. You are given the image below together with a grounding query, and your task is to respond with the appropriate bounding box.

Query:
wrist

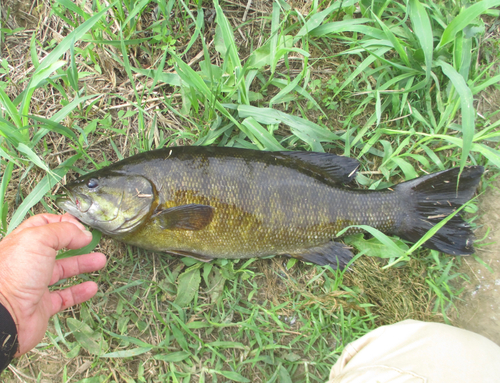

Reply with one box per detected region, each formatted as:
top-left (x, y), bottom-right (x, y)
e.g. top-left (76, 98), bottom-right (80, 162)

top-left (0, 290), bottom-right (17, 328)
top-left (0, 291), bottom-right (19, 371)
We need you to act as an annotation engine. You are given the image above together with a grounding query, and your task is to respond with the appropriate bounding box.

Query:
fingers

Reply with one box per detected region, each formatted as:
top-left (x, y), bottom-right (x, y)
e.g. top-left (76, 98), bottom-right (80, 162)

top-left (50, 253), bottom-right (107, 285)
top-left (14, 213), bottom-right (85, 232)
top-left (50, 281), bottom-right (99, 316)
top-left (26, 222), bottom-right (94, 254)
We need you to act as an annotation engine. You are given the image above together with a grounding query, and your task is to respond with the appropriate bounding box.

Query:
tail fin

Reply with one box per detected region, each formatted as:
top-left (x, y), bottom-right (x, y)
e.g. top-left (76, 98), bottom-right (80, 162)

top-left (395, 166), bottom-right (483, 255)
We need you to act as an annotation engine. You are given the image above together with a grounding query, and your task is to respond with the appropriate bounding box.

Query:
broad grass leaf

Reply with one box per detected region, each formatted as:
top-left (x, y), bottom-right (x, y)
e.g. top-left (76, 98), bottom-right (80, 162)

top-left (390, 157), bottom-right (418, 179)
top-left (19, 3), bottom-right (115, 125)
top-left (133, 67), bottom-right (181, 86)
top-left (270, 1), bottom-right (280, 73)
top-left (471, 143), bottom-right (500, 168)
top-left (372, 12), bottom-right (410, 67)
top-left (278, 364), bottom-right (293, 383)
top-left (67, 318), bottom-right (107, 356)
top-left (7, 154), bottom-right (80, 233)
top-left (0, 118), bottom-right (25, 146)
top-left (174, 267), bottom-right (201, 307)
top-left (16, 143), bottom-right (54, 175)
top-left (437, 0), bottom-right (500, 50)
top-left (269, 73), bottom-right (303, 107)
top-left (67, 36), bottom-right (78, 91)
top-left (101, 347), bottom-right (153, 358)
top-left (310, 20), bottom-right (380, 38)
top-left (74, 377), bottom-right (107, 383)
top-left (102, 329), bottom-right (155, 347)
top-left (215, 371), bottom-right (250, 383)
top-left (205, 267), bottom-right (226, 304)
top-left (0, 87), bottom-right (22, 128)
top-left (208, 341), bottom-right (247, 349)
top-left (334, 47), bottom-right (391, 98)
top-left (344, 234), bottom-right (409, 259)
top-left (154, 351), bottom-right (190, 362)
top-left (29, 116), bottom-right (78, 142)
top-left (241, 117), bottom-right (284, 150)
top-left (435, 59), bottom-right (474, 170)
top-left (471, 73), bottom-right (500, 94)
top-left (294, 0), bottom-right (359, 41)
top-left (338, 225), bottom-right (406, 258)
top-left (36, 3), bottom-right (114, 74)
top-left (455, 33), bottom-right (472, 81)
top-left (409, 0), bottom-right (433, 80)
top-left (214, 24), bottom-right (227, 57)
top-left (170, 323), bottom-right (188, 351)
top-left (246, 44), bottom-right (271, 70)
top-left (56, 0), bottom-right (89, 19)
top-left (214, 0), bottom-right (241, 70)
top-left (122, 0), bottom-right (151, 27)
top-left (172, 53), bottom-right (237, 124)
top-left (237, 105), bottom-right (339, 151)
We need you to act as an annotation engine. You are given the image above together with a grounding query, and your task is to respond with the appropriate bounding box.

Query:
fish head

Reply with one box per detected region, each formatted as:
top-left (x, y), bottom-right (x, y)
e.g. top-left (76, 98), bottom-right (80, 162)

top-left (56, 172), bottom-right (156, 236)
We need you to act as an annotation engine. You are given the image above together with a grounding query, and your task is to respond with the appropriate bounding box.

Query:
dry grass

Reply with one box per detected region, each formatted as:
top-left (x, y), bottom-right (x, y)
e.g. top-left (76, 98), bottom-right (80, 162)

top-left (1, 0), bottom-right (496, 381)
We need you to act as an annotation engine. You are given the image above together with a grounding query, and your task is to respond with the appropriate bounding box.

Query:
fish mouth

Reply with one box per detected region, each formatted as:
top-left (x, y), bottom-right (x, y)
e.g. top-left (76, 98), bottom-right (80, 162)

top-left (55, 192), bottom-right (92, 215)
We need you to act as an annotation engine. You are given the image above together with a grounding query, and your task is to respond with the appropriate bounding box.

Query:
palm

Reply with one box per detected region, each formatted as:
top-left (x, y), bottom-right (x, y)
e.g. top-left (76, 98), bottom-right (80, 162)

top-left (0, 214), bottom-right (106, 355)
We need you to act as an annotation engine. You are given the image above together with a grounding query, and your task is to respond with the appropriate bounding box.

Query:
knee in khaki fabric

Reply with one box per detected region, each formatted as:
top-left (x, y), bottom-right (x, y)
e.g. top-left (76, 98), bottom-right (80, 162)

top-left (328, 319), bottom-right (500, 383)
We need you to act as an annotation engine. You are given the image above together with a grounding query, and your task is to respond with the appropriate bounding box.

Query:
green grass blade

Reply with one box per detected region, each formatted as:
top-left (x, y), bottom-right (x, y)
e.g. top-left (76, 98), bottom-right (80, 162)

top-left (241, 117), bottom-right (284, 151)
top-left (214, 0), bottom-right (241, 70)
top-left (0, 118), bottom-right (26, 146)
top-left (0, 161), bottom-right (14, 234)
top-left (334, 47), bottom-right (391, 98)
top-left (7, 154), bottom-right (80, 233)
top-left (20, 2), bottom-right (115, 125)
top-left (409, 0), bottom-right (433, 80)
top-left (371, 12), bottom-right (410, 67)
top-left (436, 0), bottom-right (500, 50)
top-left (238, 105), bottom-right (340, 151)
top-left (0, 87), bottom-right (22, 128)
top-left (435, 59), bottom-right (474, 170)
top-left (270, 1), bottom-right (280, 74)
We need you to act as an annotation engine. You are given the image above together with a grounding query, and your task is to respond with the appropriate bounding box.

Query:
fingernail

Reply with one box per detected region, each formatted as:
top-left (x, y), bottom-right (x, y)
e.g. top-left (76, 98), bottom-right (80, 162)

top-left (82, 229), bottom-right (93, 238)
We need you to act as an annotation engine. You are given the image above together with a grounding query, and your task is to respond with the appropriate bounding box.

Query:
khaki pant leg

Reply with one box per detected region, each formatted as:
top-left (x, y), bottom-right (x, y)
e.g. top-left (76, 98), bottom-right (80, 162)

top-left (327, 319), bottom-right (500, 383)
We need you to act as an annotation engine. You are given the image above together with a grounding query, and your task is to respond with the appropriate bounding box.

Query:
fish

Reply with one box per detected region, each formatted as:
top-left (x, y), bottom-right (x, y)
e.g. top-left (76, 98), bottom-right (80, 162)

top-left (56, 146), bottom-right (484, 269)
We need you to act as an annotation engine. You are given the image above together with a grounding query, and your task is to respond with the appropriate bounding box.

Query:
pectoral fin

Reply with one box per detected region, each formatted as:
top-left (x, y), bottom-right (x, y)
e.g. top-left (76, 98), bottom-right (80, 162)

top-left (154, 204), bottom-right (214, 230)
top-left (287, 241), bottom-right (354, 270)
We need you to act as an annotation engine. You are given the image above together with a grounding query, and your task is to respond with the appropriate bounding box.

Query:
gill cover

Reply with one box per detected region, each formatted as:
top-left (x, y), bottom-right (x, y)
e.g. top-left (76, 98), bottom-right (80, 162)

top-left (56, 173), bottom-right (156, 236)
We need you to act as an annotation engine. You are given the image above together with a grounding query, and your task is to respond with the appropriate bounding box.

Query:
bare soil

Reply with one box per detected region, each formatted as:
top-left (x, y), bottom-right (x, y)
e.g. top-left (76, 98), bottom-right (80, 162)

top-left (454, 177), bottom-right (500, 345)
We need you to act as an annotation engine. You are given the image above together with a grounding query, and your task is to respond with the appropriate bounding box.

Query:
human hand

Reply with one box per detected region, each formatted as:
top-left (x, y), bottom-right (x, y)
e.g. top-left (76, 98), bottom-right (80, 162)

top-left (0, 213), bottom-right (106, 356)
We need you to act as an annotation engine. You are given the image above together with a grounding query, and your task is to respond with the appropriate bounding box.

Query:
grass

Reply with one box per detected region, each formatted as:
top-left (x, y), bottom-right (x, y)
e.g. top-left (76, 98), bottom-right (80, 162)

top-left (1, 0), bottom-right (500, 381)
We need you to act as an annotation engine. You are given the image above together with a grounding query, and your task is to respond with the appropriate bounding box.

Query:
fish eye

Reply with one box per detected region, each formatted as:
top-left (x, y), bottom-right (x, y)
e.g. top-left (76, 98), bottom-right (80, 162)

top-left (86, 178), bottom-right (99, 189)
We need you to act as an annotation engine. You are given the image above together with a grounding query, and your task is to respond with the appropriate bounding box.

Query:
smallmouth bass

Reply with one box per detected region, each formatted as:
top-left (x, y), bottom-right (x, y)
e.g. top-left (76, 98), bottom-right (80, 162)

top-left (56, 146), bottom-right (483, 269)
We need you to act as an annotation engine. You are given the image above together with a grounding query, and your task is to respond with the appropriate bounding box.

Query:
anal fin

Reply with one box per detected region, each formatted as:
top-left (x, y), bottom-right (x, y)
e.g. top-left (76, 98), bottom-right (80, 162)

top-left (286, 241), bottom-right (354, 270)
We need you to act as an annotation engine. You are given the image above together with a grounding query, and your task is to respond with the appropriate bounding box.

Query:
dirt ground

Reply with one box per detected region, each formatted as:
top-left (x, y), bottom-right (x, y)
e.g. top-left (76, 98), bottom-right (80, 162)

top-left (454, 177), bottom-right (500, 345)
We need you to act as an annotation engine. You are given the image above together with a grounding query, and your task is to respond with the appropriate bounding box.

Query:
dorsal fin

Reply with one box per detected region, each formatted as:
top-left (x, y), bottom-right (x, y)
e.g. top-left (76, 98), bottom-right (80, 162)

top-left (278, 151), bottom-right (359, 183)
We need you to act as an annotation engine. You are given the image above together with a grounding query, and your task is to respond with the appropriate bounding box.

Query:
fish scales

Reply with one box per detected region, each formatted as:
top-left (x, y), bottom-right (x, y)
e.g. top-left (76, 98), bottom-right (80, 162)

top-left (57, 146), bottom-right (484, 269)
top-left (121, 154), bottom-right (400, 258)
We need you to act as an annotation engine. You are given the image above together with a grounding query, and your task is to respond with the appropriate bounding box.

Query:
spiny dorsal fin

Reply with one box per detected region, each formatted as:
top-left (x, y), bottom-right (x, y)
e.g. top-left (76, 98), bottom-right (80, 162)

top-left (154, 204), bottom-right (214, 230)
top-left (278, 151), bottom-right (359, 183)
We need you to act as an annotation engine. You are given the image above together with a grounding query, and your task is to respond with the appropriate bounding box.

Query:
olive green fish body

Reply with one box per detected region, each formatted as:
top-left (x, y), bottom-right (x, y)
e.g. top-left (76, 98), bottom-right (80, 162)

top-left (57, 147), bottom-right (483, 268)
